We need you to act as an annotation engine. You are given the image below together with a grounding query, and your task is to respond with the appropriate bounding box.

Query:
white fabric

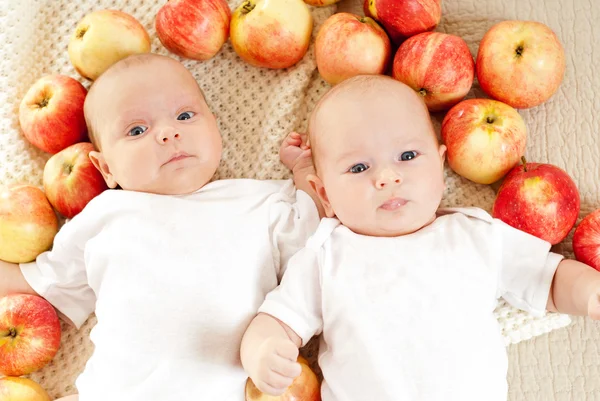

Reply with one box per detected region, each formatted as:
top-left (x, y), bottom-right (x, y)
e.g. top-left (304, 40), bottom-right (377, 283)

top-left (19, 179), bottom-right (319, 401)
top-left (259, 207), bottom-right (563, 401)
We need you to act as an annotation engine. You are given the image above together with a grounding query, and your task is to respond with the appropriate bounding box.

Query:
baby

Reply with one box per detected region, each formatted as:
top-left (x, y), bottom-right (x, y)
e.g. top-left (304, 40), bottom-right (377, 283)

top-left (240, 75), bottom-right (600, 401)
top-left (0, 53), bottom-right (321, 401)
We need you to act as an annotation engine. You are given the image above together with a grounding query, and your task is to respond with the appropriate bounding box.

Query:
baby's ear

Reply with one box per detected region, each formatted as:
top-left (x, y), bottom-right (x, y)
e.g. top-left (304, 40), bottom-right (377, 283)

top-left (89, 151), bottom-right (118, 189)
top-left (307, 174), bottom-right (335, 218)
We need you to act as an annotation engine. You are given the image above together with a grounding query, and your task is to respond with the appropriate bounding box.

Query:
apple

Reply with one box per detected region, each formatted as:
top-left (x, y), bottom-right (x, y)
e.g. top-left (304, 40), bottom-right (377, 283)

top-left (19, 75), bottom-right (88, 154)
top-left (441, 99), bottom-right (527, 184)
top-left (364, 0), bottom-right (441, 44)
top-left (573, 209), bottom-right (600, 271)
top-left (315, 13), bottom-right (391, 85)
top-left (0, 377), bottom-right (51, 401)
top-left (0, 294), bottom-right (62, 376)
top-left (492, 159), bottom-right (580, 245)
top-left (476, 20), bottom-right (566, 109)
top-left (68, 9), bottom-right (151, 81)
top-left (43, 142), bottom-right (108, 219)
top-left (0, 185), bottom-right (58, 264)
top-left (230, 0), bottom-right (313, 69)
top-left (155, 0), bottom-right (231, 61)
top-left (304, 0), bottom-right (341, 5)
top-left (392, 32), bottom-right (474, 112)
top-left (245, 356), bottom-right (320, 401)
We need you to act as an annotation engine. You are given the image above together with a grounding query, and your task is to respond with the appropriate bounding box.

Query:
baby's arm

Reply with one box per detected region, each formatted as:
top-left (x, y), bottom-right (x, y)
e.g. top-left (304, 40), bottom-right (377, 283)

top-left (547, 259), bottom-right (600, 319)
top-left (0, 259), bottom-right (37, 298)
top-left (240, 313), bottom-right (303, 396)
top-left (280, 132), bottom-right (325, 218)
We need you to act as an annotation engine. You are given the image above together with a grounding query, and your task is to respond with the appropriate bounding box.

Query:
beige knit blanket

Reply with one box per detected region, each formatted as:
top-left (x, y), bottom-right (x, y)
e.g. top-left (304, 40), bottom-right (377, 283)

top-left (1, 0), bottom-right (597, 399)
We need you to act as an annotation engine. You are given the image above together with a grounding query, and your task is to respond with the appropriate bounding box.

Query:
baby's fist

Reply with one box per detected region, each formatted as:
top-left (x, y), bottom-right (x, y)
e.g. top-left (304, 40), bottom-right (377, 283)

top-left (280, 132), bottom-right (311, 172)
top-left (249, 337), bottom-right (302, 396)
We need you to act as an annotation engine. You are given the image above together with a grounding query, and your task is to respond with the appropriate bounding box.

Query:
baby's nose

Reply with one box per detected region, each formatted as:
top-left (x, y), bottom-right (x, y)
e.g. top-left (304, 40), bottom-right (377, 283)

top-left (376, 170), bottom-right (401, 189)
top-left (159, 131), bottom-right (180, 143)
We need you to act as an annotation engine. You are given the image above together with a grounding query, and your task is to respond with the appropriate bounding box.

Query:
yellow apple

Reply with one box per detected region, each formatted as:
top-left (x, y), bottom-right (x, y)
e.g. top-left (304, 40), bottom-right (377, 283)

top-left (0, 377), bottom-right (51, 401)
top-left (231, 0), bottom-right (313, 69)
top-left (0, 185), bottom-right (58, 263)
top-left (68, 9), bottom-right (151, 81)
top-left (304, 0), bottom-right (341, 5)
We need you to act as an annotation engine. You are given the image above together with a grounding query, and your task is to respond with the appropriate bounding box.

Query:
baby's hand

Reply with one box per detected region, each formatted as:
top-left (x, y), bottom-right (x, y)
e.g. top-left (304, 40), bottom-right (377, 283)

top-left (280, 132), bottom-right (311, 172)
top-left (588, 292), bottom-right (600, 320)
top-left (248, 336), bottom-right (302, 396)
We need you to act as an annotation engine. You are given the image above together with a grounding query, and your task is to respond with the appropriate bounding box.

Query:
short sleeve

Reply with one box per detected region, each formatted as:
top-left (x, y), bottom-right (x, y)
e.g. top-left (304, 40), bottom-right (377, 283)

top-left (269, 180), bottom-right (320, 280)
top-left (259, 246), bottom-right (323, 346)
top-left (495, 218), bottom-right (563, 317)
top-left (19, 214), bottom-right (97, 329)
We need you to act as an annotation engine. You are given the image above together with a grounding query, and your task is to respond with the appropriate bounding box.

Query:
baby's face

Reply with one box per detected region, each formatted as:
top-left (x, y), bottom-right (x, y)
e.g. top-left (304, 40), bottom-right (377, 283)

top-left (311, 81), bottom-right (446, 237)
top-left (88, 56), bottom-right (222, 195)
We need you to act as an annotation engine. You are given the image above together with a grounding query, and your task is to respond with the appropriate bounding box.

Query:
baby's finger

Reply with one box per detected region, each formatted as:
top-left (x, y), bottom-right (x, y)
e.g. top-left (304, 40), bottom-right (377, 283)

top-left (263, 370), bottom-right (295, 393)
top-left (275, 339), bottom-right (300, 361)
top-left (255, 379), bottom-right (289, 397)
top-left (589, 293), bottom-right (600, 320)
top-left (271, 357), bottom-right (302, 379)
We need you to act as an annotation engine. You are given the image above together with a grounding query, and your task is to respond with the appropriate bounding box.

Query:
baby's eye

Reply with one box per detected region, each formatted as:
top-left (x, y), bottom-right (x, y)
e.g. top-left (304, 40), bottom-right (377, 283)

top-left (400, 151), bottom-right (418, 161)
top-left (349, 163), bottom-right (369, 174)
top-left (177, 111), bottom-right (195, 121)
top-left (128, 126), bottom-right (147, 137)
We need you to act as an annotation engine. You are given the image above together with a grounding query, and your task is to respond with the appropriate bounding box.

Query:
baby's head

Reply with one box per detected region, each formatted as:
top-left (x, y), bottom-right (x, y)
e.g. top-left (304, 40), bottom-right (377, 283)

top-left (85, 53), bottom-right (222, 195)
top-left (308, 75), bottom-right (446, 237)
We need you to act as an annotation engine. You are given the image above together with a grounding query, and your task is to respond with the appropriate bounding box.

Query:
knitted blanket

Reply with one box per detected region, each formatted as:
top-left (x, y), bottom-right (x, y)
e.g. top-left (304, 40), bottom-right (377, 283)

top-left (1, 0), bottom-right (597, 399)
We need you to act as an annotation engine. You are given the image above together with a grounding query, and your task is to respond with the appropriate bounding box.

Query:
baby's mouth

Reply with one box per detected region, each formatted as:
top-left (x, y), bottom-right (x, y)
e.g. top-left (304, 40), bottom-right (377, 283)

top-left (380, 197), bottom-right (408, 211)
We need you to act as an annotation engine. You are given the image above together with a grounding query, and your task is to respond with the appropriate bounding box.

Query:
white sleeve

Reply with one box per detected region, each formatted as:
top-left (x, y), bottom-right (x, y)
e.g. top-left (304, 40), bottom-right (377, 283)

top-left (19, 214), bottom-right (96, 329)
top-left (259, 246), bottom-right (323, 346)
top-left (494, 218), bottom-right (563, 317)
top-left (269, 180), bottom-right (320, 280)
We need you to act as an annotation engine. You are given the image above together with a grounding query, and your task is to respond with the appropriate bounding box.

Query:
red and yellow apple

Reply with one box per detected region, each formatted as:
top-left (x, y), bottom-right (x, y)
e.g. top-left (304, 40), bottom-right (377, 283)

top-left (19, 75), bottom-right (88, 154)
top-left (316, 13), bottom-right (391, 85)
top-left (441, 99), bottom-right (527, 184)
top-left (573, 209), bottom-right (600, 271)
top-left (68, 9), bottom-right (151, 81)
top-left (230, 0), bottom-right (313, 69)
top-left (392, 32), bottom-right (474, 112)
top-left (364, 0), bottom-right (441, 44)
top-left (0, 377), bottom-right (51, 401)
top-left (0, 294), bottom-right (62, 376)
top-left (245, 356), bottom-right (320, 401)
top-left (476, 20), bottom-right (566, 109)
top-left (155, 0), bottom-right (231, 61)
top-left (43, 142), bottom-right (108, 219)
top-left (304, 0), bottom-right (341, 5)
top-left (0, 185), bottom-right (58, 264)
top-left (492, 160), bottom-right (580, 245)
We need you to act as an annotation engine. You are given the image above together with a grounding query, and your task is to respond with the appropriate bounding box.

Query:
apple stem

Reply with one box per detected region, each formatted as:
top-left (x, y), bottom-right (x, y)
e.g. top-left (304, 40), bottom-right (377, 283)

top-left (8, 327), bottom-right (17, 338)
top-left (241, 1), bottom-right (255, 14)
top-left (521, 156), bottom-right (528, 172)
top-left (419, 88), bottom-right (427, 97)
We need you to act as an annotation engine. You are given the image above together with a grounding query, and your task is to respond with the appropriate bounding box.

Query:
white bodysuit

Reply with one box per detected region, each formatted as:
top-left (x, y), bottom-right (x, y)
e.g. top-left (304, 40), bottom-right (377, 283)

top-left (20, 179), bottom-right (319, 401)
top-left (259, 207), bottom-right (563, 401)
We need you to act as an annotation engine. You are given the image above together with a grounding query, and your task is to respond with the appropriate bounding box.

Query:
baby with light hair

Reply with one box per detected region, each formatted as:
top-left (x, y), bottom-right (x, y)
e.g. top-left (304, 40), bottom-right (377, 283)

top-left (240, 75), bottom-right (600, 401)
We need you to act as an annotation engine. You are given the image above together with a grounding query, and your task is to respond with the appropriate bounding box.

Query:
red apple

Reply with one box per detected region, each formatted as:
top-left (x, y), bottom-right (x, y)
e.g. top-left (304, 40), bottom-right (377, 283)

top-left (392, 32), bottom-right (474, 112)
top-left (492, 159), bottom-right (580, 245)
top-left (0, 377), bottom-right (51, 401)
top-left (304, 0), bottom-right (341, 5)
top-left (573, 209), bottom-right (600, 271)
top-left (156, 0), bottom-right (231, 61)
top-left (476, 20), bottom-right (566, 109)
top-left (43, 142), bottom-right (108, 219)
top-left (0, 185), bottom-right (58, 264)
top-left (0, 294), bottom-right (61, 376)
top-left (364, 0), bottom-right (441, 44)
top-left (19, 75), bottom-right (88, 154)
top-left (316, 13), bottom-right (391, 85)
top-left (441, 99), bottom-right (527, 184)
top-left (245, 356), bottom-right (320, 401)
top-left (230, 0), bottom-right (313, 69)
top-left (68, 9), bottom-right (151, 81)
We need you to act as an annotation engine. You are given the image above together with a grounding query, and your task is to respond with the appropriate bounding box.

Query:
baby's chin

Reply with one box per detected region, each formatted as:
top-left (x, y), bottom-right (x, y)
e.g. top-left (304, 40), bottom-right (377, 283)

top-left (345, 215), bottom-right (436, 238)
